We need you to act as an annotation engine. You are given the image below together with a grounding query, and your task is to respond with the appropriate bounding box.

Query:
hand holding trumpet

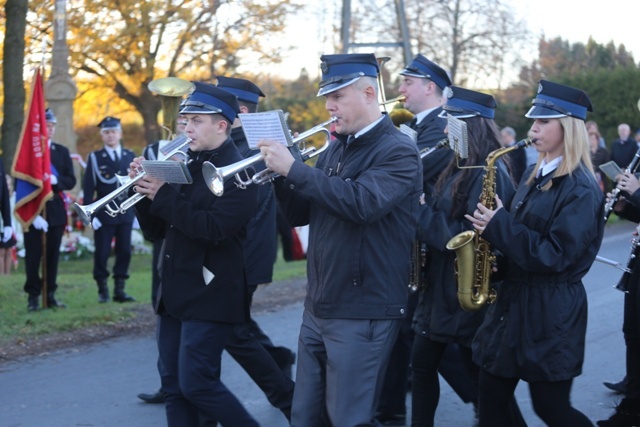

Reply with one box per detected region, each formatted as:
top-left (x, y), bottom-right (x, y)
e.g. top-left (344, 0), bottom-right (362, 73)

top-left (256, 140), bottom-right (295, 178)
top-left (129, 156), bottom-right (165, 201)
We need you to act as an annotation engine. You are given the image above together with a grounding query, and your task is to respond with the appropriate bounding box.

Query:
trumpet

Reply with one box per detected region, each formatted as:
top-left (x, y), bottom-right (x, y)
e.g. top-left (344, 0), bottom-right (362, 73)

top-left (380, 96), bottom-right (406, 106)
top-left (203, 117), bottom-right (337, 197)
top-left (74, 134), bottom-right (192, 226)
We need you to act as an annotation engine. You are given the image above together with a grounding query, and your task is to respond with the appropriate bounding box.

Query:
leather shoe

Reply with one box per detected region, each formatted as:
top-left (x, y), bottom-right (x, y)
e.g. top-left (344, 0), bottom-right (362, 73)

top-left (375, 413), bottom-right (406, 426)
top-left (47, 293), bottom-right (66, 309)
top-left (603, 377), bottom-right (627, 394)
top-left (27, 295), bottom-right (39, 312)
top-left (113, 292), bottom-right (136, 303)
top-left (137, 389), bottom-right (165, 404)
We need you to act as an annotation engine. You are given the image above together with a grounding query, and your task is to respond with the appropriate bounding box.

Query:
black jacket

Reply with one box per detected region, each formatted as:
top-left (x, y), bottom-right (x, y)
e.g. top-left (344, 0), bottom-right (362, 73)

top-left (472, 164), bottom-right (604, 381)
top-left (414, 160), bottom-right (515, 346)
top-left (275, 115), bottom-right (422, 319)
top-left (135, 139), bottom-right (258, 323)
top-left (411, 107), bottom-right (454, 194)
top-left (46, 142), bottom-right (77, 227)
top-left (0, 160), bottom-right (12, 230)
top-left (231, 127), bottom-right (277, 286)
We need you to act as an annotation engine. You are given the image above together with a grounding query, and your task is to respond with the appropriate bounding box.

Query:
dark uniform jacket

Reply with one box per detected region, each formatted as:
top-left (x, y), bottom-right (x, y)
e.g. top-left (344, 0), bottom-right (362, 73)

top-left (611, 138), bottom-right (639, 170)
top-left (472, 164), bottom-right (604, 381)
top-left (83, 147), bottom-right (136, 225)
top-left (275, 115), bottom-right (422, 319)
top-left (411, 107), bottom-right (454, 195)
top-left (0, 161), bottom-right (12, 231)
top-left (414, 161), bottom-right (515, 346)
top-left (46, 142), bottom-right (77, 227)
top-left (134, 139), bottom-right (258, 323)
top-left (231, 127), bottom-right (276, 285)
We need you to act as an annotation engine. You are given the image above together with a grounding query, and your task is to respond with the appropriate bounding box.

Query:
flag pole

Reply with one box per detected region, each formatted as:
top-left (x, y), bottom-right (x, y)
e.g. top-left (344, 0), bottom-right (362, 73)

top-left (41, 209), bottom-right (48, 309)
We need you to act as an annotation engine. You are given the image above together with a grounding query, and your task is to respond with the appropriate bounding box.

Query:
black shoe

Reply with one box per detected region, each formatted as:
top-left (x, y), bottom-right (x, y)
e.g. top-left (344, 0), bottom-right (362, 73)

top-left (113, 292), bottom-right (136, 303)
top-left (27, 295), bottom-right (39, 312)
top-left (97, 280), bottom-right (109, 303)
top-left (375, 413), bottom-right (406, 426)
top-left (597, 398), bottom-right (640, 426)
top-left (137, 389), bottom-right (165, 404)
top-left (604, 377), bottom-right (627, 394)
top-left (47, 293), bottom-right (66, 309)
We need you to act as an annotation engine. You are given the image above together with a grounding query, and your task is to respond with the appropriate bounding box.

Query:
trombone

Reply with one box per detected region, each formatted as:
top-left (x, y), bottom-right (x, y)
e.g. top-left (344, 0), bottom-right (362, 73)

top-left (203, 117), bottom-right (337, 197)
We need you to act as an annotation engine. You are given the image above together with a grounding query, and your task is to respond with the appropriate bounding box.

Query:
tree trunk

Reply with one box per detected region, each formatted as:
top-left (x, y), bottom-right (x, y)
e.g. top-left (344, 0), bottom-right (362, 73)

top-left (1, 0), bottom-right (28, 171)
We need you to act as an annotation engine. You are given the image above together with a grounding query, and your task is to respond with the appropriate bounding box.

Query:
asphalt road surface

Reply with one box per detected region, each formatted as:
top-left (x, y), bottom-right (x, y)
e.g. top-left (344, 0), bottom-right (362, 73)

top-left (0, 221), bottom-right (635, 427)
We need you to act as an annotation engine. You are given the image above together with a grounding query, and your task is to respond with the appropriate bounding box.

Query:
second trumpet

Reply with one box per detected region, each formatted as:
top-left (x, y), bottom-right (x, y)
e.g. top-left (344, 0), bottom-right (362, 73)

top-left (203, 117), bottom-right (337, 197)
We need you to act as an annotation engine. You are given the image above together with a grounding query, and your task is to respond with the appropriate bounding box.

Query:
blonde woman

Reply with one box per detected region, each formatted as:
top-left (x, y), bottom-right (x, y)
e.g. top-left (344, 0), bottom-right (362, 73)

top-left (467, 80), bottom-right (603, 426)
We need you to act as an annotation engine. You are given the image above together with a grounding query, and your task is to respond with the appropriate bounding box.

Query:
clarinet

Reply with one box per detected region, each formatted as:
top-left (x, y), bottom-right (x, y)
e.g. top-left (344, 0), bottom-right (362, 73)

top-left (604, 147), bottom-right (640, 222)
top-left (615, 224), bottom-right (640, 293)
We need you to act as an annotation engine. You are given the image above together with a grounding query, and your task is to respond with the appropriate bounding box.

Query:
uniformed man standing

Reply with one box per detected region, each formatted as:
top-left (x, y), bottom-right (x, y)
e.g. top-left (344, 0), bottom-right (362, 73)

top-left (23, 108), bottom-right (76, 311)
top-left (82, 116), bottom-right (136, 303)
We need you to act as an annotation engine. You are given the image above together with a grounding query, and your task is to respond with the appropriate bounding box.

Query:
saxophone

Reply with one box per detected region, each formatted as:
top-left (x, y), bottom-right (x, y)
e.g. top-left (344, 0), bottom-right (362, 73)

top-left (446, 138), bottom-right (533, 311)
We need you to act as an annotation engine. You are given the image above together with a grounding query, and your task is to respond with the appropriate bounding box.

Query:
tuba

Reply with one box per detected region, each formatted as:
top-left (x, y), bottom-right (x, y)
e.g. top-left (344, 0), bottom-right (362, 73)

top-left (446, 138), bottom-right (533, 311)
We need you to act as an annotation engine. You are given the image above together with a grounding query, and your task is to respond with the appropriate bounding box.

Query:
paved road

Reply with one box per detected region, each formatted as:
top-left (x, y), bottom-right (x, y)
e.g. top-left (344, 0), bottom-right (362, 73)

top-left (0, 221), bottom-right (635, 426)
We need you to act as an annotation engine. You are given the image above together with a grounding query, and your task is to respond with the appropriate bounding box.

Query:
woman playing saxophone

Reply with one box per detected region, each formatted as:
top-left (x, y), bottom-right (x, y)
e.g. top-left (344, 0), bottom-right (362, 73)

top-left (411, 86), bottom-right (521, 426)
top-left (467, 80), bottom-right (603, 427)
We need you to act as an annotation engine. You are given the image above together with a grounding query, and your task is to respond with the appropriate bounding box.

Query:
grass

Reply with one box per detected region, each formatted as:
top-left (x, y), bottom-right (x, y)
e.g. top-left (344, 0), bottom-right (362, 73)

top-left (0, 246), bottom-right (306, 348)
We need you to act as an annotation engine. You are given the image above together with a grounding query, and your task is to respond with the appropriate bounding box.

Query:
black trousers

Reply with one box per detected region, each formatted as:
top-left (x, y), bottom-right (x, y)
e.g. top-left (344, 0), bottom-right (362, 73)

top-left (157, 314), bottom-right (259, 427)
top-left (623, 273), bottom-right (640, 399)
top-left (23, 224), bottom-right (65, 297)
top-left (478, 370), bottom-right (591, 427)
top-left (92, 222), bottom-right (132, 282)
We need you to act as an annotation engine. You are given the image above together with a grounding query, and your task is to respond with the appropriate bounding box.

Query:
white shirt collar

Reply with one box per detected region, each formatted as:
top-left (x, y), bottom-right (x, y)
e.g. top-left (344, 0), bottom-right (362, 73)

top-left (414, 106), bottom-right (439, 126)
top-left (537, 156), bottom-right (563, 178)
top-left (104, 145), bottom-right (122, 158)
top-left (354, 115), bottom-right (385, 139)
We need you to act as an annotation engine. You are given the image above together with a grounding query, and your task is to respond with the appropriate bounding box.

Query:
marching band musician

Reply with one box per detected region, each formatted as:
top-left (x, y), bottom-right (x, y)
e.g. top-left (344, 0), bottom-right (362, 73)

top-left (82, 116), bottom-right (136, 303)
top-left (258, 53), bottom-right (422, 426)
top-left (130, 82), bottom-right (259, 426)
top-left (411, 87), bottom-right (522, 426)
top-left (467, 80), bottom-right (603, 427)
top-left (597, 172), bottom-right (640, 426)
top-left (215, 75), bottom-right (295, 421)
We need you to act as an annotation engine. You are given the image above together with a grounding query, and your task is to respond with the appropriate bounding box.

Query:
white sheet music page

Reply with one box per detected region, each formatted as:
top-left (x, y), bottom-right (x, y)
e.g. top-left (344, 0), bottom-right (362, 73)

top-left (239, 110), bottom-right (293, 149)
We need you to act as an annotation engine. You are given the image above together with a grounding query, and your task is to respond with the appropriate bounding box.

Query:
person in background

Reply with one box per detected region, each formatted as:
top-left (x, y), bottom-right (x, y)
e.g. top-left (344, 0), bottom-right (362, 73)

top-left (500, 126), bottom-right (528, 185)
top-left (215, 75), bottom-right (295, 422)
top-left (0, 159), bottom-right (16, 275)
top-left (468, 80), bottom-right (603, 427)
top-left (83, 116), bottom-right (136, 304)
top-left (22, 108), bottom-right (76, 311)
top-left (258, 53), bottom-right (422, 426)
top-left (589, 129), bottom-right (610, 194)
top-left (586, 120), bottom-right (606, 148)
top-left (132, 82), bottom-right (259, 426)
top-left (597, 171), bottom-right (640, 426)
top-left (611, 123), bottom-right (638, 170)
top-left (376, 53), bottom-right (453, 426)
top-left (411, 87), bottom-right (522, 426)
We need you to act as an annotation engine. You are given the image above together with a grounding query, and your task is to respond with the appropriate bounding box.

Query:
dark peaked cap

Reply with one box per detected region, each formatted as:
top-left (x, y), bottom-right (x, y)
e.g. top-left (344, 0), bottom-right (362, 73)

top-left (216, 76), bottom-right (265, 105)
top-left (442, 86), bottom-right (497, 119)
top-left (317, 53), bottom-right (379, 96)
top-left (45, 108), bottom-right (57, 123)
top-left (97, 116), bottom-right (121, 130)
top-left (400, 54), bottom-right (451, 90)
top-left (526, 80), bottom-right (593, 121)
top-left (180, 81), bottom-right (240, 123)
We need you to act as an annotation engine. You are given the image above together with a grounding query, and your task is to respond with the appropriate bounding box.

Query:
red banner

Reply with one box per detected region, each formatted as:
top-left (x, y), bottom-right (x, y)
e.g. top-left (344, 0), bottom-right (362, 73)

top-left (11, 68), bottom-right (52, 229)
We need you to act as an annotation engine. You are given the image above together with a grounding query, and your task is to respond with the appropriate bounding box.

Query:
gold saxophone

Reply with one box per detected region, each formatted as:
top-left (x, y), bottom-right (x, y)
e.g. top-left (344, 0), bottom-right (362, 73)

top-left (446, 138), bottom-right (534, 311)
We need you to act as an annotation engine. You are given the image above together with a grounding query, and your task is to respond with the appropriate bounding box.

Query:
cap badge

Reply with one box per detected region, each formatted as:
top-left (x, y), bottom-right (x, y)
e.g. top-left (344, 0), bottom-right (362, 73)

top-left (321, 61), bottom-right (329, 74)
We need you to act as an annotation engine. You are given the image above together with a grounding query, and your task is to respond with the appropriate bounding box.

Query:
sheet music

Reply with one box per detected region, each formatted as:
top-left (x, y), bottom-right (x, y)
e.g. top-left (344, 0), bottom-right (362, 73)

top-left (446, 114), bottom-right (469, 159)
top-left (599, 160), bottom-right (624, 181)
top-left (239, 110), bottom-right (293, 149)
top-left (142, 160), bottom-right (193, 184)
